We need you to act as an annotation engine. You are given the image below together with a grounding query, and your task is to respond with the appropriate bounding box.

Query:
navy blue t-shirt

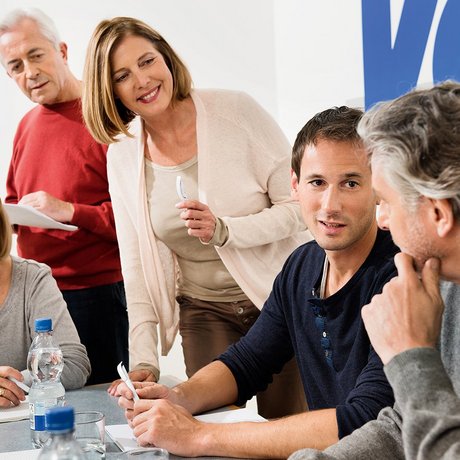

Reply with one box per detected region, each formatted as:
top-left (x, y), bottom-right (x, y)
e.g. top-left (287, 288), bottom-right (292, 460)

top-left (219, 229), bottom-right (399, 438)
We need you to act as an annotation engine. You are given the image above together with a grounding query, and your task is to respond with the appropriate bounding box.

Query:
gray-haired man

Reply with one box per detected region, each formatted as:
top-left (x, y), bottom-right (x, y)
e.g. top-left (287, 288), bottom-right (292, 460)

top-left (292, 82), bottom-right (460, 459)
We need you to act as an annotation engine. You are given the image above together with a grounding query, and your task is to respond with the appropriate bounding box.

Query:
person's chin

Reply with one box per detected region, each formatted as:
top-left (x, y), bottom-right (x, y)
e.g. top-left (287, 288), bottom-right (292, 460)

top-left (401, 251), bottom-right (428, 274)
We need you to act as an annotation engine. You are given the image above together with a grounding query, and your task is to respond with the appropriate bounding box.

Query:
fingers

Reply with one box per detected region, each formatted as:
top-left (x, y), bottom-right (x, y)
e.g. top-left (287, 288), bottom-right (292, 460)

top-left (132, 399), bottom-right (161, 418)
top-left (0, 366), bottom-right (24, 381)
top-left (121, 399), bottom-right (157, 425)
top-left (394, 253), bottom-right (442, 299)
top-left (393, 252), bottom-right (418, 279)
top-left (175, 200), bottom-right (207, 211)
top-left (136, 382), bottom-right (170, 400)
top-left (422, 258), bottom-right (441, 299)
top-left (0, 378), bottom-right (25, 407)
top-left (174, 200), bottom-right (217, 242)
top-left (128, 369), bottom-right (156, 383)
top-left (0, 367), bottom-right (27, 405)
top-left (118, 392), bottom-right (135, 409)
top-left (118, 380), bottom-right (161, 403)
top-left (18, 191), bottom-right (47, 206)
top-left (179, 208), bottom-right (213, 224)
top-left (176, 201), bottom-right (214, 225)
top-left (108, 378), bottom-right (122, 396)
top-left (0, 386), bottom-right (22, 407)
top-left (117, 381), bottom-right (135, 400)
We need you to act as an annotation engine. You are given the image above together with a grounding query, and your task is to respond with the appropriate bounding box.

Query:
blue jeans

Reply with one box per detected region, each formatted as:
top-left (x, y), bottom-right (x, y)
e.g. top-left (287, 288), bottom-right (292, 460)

top-left (63, 281), bottom-right (129, 385)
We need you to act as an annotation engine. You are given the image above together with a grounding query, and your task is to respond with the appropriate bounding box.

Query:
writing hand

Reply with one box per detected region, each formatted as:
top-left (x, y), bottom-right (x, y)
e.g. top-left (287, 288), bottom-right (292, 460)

top-left (132, 399), bottom-right (204, 457)
top-left (108, 369), bottom-right (156, 397)
top-left (118, 381), bottom-right (172, 425)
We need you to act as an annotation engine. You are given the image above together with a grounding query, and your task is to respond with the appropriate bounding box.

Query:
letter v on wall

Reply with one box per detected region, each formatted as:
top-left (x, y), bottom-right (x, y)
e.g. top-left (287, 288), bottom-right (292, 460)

top-left (362, 0), bottom-right (438, 108)
top-left (433, 0), bottom-right (460, 82)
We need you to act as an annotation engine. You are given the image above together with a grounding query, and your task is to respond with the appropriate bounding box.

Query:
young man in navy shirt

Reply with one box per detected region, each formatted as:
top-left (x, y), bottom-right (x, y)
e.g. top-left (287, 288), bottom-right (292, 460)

top-left (117, 107), bottom-right (399, 458)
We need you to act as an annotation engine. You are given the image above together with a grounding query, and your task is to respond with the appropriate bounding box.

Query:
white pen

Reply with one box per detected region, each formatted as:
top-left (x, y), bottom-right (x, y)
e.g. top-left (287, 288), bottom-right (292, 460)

top-left (176, 175), bottom-right (187, 201)
top-left (117, 361), bottom-right (139, 401)
top-left (7, 376), bottom-right (30, 393)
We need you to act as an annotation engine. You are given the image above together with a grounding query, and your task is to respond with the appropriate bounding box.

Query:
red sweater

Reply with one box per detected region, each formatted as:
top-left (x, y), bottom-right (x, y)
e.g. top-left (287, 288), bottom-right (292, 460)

top-left (6, 99), bottom-right (122, 290)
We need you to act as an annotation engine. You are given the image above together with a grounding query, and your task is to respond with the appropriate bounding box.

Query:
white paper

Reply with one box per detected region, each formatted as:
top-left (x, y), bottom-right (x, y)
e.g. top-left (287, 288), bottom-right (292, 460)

top-left (194, 407), bottom-right (266, 423)
top-left (0, 450), bottom-right (39, 459)
top-left (0, 398), bottom-right (29, 423)
top-left (4, 204), bottom-right (78, 231)
top-left (106, 408), bottom-right (266, 452)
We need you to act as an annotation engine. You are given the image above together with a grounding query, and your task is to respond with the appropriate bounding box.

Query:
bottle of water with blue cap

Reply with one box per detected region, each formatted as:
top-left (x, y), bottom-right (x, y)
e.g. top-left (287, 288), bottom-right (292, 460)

top-left (38, 406), bottom-right (84, 459)
top-left (28, 317), bottom-right (65, 448)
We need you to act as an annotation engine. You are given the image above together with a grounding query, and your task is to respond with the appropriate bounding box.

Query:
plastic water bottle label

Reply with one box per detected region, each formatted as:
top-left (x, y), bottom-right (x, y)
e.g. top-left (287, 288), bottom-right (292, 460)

top-left (30, 399), bottom-right (59, 431)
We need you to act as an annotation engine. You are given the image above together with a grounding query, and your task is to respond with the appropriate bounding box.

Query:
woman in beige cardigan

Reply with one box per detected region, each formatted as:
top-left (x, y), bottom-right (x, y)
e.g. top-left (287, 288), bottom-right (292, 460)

top-left (82, 16), bottom-right (310, 418)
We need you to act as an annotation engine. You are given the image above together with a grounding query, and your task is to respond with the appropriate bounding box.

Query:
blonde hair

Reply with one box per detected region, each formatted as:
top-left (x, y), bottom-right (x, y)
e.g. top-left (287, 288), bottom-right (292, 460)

top-left (0, 201), bottom-right (12, 259)
top-left (82, 16), bottom-right (192, 145)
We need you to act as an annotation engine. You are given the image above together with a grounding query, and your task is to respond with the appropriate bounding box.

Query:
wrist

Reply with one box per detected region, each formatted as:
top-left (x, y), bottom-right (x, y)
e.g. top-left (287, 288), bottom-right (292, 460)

top-left (196, 422), bottom-right (219, 457)
top-left (66, 202), bottom-right (75, 222)
top-left (170, 384), bottom-right (192, 411)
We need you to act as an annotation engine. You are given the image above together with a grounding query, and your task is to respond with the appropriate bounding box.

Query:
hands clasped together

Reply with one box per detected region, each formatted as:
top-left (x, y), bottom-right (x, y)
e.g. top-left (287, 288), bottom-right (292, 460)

top-left (116, 380), bottom-right (206, 457)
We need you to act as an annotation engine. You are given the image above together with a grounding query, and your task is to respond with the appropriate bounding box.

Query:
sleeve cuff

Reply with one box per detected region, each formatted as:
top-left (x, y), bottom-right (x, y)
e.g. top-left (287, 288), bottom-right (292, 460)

top-left (132, 363), bottom-right (160, 382)
top-left (200, 217), bottom-right (229, 247)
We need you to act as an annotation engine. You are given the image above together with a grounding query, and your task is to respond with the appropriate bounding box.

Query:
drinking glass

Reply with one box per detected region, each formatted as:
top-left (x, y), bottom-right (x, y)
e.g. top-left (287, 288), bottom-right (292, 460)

top-left (74, 410), bottom-right (106, 459)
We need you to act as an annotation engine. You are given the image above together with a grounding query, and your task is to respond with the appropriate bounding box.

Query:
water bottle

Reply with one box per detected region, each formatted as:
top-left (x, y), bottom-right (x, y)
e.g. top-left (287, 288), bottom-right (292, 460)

top-left (38, 406), bottom-right (85, 459)
top-left (28, 317), bottom-right (66, 448)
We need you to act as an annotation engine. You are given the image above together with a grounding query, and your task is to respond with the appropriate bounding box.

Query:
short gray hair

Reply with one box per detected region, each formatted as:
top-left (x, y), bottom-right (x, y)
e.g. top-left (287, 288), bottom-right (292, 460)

top-left (0, 7), bottom-right (60, 49)
top-left (358, 81), bottom-right (460, 221)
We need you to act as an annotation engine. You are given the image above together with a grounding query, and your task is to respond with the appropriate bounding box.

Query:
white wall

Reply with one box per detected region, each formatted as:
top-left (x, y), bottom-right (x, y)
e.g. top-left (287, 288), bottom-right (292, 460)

top-left (273, 0), bottom-right (365, 141)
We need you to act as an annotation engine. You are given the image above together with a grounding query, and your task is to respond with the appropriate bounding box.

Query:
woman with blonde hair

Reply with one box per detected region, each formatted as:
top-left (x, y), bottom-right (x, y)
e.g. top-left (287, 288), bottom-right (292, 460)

top-left (0, 200), bottom-right (90, 407)
top-left (82, 16), bottom-right (310, 417)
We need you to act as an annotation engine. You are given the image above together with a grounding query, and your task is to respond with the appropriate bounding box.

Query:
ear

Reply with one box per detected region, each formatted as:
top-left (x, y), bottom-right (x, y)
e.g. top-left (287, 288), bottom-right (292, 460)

top-left (430, 198), bottom-right (454, 238)
top-left (59, 42), bottom-right (69, 63)
top-left (291, 169), bottom-right (299, 200)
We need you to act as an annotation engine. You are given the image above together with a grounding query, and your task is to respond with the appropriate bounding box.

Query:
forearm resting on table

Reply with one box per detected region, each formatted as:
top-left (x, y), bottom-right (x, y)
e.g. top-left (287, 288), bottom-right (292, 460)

top-left (197, 408), bottom-right (338, 459)
top-left (172, 361), bottom-right (238, 414)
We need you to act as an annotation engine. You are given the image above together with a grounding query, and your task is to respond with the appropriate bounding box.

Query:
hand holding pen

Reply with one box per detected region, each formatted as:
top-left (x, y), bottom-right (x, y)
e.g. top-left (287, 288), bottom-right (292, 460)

top-left (175, 175), bottom-right (217, 243)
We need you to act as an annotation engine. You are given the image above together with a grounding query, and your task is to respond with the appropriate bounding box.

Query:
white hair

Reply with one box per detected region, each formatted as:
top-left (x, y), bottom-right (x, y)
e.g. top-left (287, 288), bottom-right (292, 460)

top-left (0, 7), bottom-right (61, 48)
top-left (358, 81), bottom-right (460, 220)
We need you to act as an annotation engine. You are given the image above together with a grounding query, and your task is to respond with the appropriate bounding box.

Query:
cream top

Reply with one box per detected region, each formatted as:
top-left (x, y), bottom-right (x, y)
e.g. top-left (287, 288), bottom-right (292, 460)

top-left (145, 156), bottom-right (245, 301)
top-left (107, 89), bottom-right (311, 375)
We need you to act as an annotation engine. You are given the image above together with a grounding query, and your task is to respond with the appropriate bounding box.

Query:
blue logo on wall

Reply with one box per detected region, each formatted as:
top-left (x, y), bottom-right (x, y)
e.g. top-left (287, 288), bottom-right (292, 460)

top-left (362, 0), bottom-right (460, 108)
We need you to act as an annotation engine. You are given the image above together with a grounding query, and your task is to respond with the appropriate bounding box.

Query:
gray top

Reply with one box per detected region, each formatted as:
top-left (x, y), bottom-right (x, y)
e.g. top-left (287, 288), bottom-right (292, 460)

top-left (290, 280), bottom-right (460, 459)
top-left (0, 256), bottom-right (91, 390)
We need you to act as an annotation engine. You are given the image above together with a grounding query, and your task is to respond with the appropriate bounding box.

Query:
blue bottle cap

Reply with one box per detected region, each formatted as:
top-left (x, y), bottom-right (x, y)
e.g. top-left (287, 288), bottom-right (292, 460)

top-left (45, 406), bottom-right (74, 431)
top-left (35, 317), bottom-right (52, 332)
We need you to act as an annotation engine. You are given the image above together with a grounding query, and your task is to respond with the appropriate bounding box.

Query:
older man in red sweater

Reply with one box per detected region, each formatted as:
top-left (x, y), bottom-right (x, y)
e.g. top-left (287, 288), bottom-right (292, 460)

top-left (0, 7), bottom-right (128, 384)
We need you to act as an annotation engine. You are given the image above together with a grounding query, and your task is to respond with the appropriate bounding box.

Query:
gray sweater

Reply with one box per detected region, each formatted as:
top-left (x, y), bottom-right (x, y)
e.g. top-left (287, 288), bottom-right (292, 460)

top-left (0, 256), bottom-right (91, 390)
top-left (290, 281), bottom-right (460, 460)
